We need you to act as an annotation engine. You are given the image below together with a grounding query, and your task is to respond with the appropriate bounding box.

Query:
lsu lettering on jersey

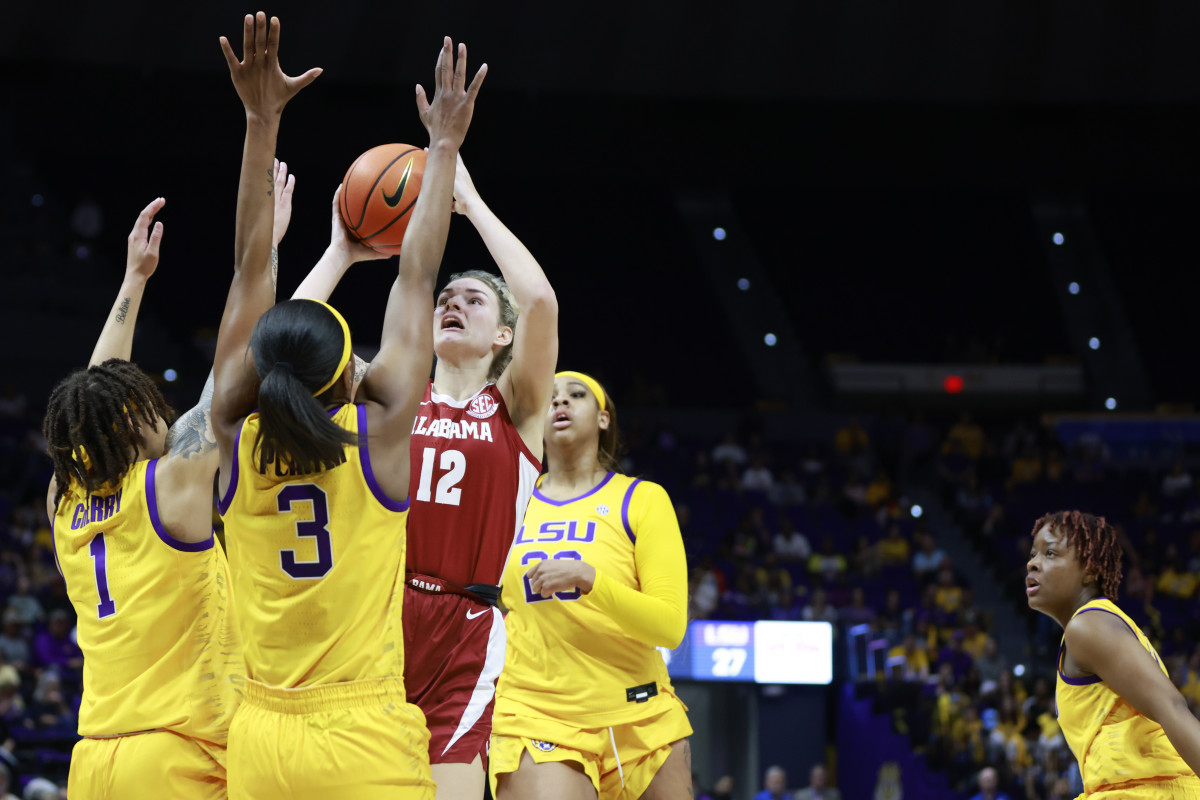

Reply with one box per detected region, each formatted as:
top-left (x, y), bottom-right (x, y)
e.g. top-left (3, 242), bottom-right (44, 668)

top-left (1057, 598), bottom-right (1194, 793)
top-left (495, 472), bottom-right (689, 727)
top-left (219, 404), bottom-right (409, 688)
top-left (407, 382), bottom-right (540, 588)
top-left (53, 460), bottom-right (239, 742)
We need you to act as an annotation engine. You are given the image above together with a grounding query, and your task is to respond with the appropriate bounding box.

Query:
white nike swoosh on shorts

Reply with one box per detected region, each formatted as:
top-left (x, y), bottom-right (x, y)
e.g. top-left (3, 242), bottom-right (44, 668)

top-left (466, 608), bottom-right (489, 620)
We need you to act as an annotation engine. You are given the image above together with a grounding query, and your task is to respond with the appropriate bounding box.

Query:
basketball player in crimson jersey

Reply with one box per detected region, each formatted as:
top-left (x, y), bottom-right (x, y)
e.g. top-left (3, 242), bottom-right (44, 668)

top-left (291, 150), bottom-right (557, 798)
top-left (404, 151), bottom-right (558, 799)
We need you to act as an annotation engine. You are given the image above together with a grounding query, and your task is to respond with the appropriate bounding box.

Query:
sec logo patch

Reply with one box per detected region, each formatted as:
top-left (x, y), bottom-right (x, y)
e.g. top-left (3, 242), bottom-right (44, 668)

top-left (467, 393), bottom-right (498, 420)
top-left (531, 739), bottom-right (557, 752)
top-left (596, 504), bottom-right (610, 516)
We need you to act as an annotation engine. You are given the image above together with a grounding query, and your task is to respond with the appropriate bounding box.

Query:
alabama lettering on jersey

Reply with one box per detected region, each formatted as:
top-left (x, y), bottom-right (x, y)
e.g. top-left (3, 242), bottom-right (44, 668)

top-left (406, 382), bottom-right (540, 587)
top-left (219, 403), bottom-right (411, 688)
top-left (496, 472), bottom-right (686, 727)
top-left (53, 460), bottom-right (240, 742)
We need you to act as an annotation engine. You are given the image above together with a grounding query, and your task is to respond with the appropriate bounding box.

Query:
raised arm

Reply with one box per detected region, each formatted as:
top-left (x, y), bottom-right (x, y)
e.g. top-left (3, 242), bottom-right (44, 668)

top-left (453, 156), bottom-right (558, 432)
top-left (211, 13), bottom-right (320, 470)
top-left (292, 184), bottom-right (389, 302)
top-left (357, 38), bottom-right (486, 498)
top-left (89, 198), bottom-right (165, 367)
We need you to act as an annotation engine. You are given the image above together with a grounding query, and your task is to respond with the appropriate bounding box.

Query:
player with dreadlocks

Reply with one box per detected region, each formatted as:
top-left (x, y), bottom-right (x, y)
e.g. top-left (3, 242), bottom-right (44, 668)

top-left (1027, 510), bottom-right (1200, 798)
top-left (42, 172), bottom-right (299, 799)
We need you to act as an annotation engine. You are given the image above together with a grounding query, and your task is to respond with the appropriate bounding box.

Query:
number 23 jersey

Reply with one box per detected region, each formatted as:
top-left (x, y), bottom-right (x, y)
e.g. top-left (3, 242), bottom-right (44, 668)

top-left (406, 382), bottom-right (540, 588)
top-left (496, 472), bottom-right (689, 727)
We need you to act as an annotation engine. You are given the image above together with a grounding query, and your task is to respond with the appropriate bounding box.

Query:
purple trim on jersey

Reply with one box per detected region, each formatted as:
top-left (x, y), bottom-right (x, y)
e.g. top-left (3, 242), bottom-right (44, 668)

top-left (146, 459), bottom-right (213, 552)
top-left (1058, 603), bottom-right (1142, 686)
top-left (217, 419), bottom-right (244, 515)
top-left (621, 479), bottom-right (642, 544)
top-left (357, 404), bottom-right (410, 512)
top-left (50, 505), bottom-right (62, 576)
top-left (533, 471), bottom-right (615, 507)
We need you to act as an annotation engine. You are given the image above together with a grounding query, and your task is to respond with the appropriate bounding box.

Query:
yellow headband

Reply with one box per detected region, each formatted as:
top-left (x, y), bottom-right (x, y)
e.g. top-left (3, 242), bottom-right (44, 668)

top-left (312, 300), bottom-right (352, 397)
top-left (556, 371), bottom-right (606, 411)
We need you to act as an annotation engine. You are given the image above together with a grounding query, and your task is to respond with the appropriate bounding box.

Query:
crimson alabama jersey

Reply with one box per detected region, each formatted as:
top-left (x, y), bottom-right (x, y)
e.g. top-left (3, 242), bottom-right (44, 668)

top-left (407, 382), bottom-right (540, 587)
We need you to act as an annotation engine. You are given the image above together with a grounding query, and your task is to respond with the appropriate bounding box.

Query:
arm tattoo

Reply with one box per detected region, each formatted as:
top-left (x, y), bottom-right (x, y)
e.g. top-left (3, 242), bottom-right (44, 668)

top-left (115, 297), bottom-right (131, 324)
top-left (353, 355), bottom-right (369, 386)
top-left (266, 167), bottom-right (274, 197)
top-left (271, 247), bottom-right (279, 291)
top-left (165, 370), bottom-right (217, 458)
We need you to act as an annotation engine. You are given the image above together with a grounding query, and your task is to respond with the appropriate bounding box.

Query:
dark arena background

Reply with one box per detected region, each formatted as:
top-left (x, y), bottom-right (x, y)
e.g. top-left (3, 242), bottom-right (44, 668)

top-left (4, 2), bottom-right (1200, 798)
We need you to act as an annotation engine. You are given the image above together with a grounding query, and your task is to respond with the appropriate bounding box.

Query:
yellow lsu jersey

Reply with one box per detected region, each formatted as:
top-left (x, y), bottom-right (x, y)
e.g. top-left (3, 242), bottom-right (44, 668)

top-left (496, 472), bottom-right (688, 728)
top-left (54, 459), bottom-right (240, 742)
top-left (219, 403), bottom-right (409, 688)
top-left (1057, 598), bottom-right (1194, 793)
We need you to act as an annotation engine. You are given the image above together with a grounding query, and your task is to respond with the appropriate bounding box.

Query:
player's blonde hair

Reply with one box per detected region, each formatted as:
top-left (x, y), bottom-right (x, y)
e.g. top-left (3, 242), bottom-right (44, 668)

top-left (446, 270), bottom-right (519, 380)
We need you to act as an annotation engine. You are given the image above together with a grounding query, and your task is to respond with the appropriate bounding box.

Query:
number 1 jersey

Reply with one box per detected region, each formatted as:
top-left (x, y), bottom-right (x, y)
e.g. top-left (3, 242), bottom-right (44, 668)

top-left (406, 382), bottom-right (540, 588)
top-left (53, 459), bottom-right (240, 741)
top-left (219, 403), bottom-right (410, 688)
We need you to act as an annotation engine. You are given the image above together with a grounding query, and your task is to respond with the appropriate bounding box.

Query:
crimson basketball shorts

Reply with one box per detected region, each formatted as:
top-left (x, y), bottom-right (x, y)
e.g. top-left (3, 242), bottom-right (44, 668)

top-left (403, 583), bottom-right (506, 765)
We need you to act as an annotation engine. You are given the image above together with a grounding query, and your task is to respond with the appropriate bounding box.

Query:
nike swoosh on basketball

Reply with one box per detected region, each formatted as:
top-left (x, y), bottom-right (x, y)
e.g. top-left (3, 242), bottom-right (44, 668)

top-left (382, 160), bottom-right (416, 208)
top-left (465, 608), bottom-right (488, 620)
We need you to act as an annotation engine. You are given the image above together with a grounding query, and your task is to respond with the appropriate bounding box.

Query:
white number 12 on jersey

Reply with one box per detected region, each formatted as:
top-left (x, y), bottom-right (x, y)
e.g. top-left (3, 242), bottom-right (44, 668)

top-left (416, 447), bottom-right (466, 506)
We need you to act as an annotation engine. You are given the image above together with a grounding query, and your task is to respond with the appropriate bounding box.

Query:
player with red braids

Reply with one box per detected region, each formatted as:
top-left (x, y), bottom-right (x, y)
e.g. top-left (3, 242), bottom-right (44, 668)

top-left (1027, 510), bottom-right (1200, 798)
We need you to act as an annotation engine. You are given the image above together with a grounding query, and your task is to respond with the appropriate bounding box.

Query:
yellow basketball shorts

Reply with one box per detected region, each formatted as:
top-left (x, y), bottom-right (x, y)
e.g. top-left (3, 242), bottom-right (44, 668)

top-left (489, 694), bottom-right (693, 800)
top-left (1086, 774), bottom-right (1200, 799)
top-left (69, 730), bottom-right (226, 800)
top-left (228, 676), bottom-right (435, 800)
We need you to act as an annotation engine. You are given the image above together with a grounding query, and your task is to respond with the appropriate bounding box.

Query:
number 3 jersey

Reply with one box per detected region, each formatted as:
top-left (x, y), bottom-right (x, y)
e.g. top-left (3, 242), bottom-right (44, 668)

top-left (495, 472), bottom-right (689, 727)
top-left (53, 459), bottom-right (240, 741)
top-left (219, 403), bottom-right (410, 688)
top-left (406, 382), bottom-right (540, 588)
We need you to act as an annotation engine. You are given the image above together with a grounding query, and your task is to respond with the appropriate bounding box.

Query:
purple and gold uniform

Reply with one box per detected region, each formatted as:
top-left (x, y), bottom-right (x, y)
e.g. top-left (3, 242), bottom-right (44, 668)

top-left (490, 472), bottom-right (692, 800)
top-left (1057, 598), bottom-right (1200, 798)
top-left (219, 403), bottom-right (433, 799)
top-left (55, 459), bottom-right (240, 800)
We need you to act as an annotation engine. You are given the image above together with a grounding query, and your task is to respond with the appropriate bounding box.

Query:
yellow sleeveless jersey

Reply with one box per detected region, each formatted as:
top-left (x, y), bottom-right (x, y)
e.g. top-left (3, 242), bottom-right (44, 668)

top-left (219, 403), bottom-right (409, 688)
top-left (495, 472), bottom-right (688, 727)
top-left (53, 459), bottom-right (240, 742)
top-left (1057, 598), bottom-right (1194, 793)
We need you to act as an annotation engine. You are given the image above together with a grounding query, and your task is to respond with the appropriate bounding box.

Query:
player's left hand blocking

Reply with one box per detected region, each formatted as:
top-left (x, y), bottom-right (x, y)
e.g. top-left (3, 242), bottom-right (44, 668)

top-left (219, 12), bottom-right (321, 119)
top-left (525, 558), bottom-right (597, 598)
top-left (126, 197), bottom-right (165, 282)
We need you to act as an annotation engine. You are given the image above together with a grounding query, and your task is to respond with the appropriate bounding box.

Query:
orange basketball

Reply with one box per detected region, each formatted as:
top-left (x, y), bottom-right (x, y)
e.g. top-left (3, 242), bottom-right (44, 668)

top-left (339, 144), bottom-right (426, 256)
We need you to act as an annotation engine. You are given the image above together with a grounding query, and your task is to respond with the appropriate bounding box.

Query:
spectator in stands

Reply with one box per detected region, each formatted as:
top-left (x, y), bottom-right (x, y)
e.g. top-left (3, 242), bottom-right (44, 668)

top-left (34, 610), bottom-right (82, 681)
top-left (946, 412), bottom-right (985, 460)
top-left (840, 473), bottom-right (869, 516)
top-left (974, 637), bottom-right (1007, 695)
top-left (0, 764), bottom-right (18, 800)
top-left (753, 765), bottom-right (790, 800)
top-left (770, 588), bottom-right (804, 622)
top-left (742, 454), bottom-right (775, 492)
top-left (980, 504), bottom-right (1016, 543)
top-left (802, 588), bottom-right (838, 625)
top-left (1001, 419), bottom-right (1037, 463)
top-left (850, 535), bottom-right (880, 580)
top-left (877, 525), bottom-right (910, 567)
top-left (1157, 544), bottom-right (1197, 600)
top-left (5, 575), bottom-right (43, 628)
top-left (773, 516), bottom-right (811, 562)
top-left (808, 536), bottom-right (847, 583)
top-left (0, 667), bottom-right (27, 731)
top-left (840, 586), bottom-right (875, 627)
top-left (0, 612), bottom-right (29, 676)
top-left (794, 764), bottom-right (840, 800)
top-left (934, 566), bottom-right (964, 616)
top-left (912, 533), bottom-right (947, 584)
top-left (800, 444), bottom-right (826, 479)
top-left (711, 432), bottom-right (747, 467)
top-left (968, 766), bottom-right (1011, 800)
top-left (956, 471), bottom-right (989, 525)
top-left (29, 671), bottom-right (72, 731)
top-left (709, 775), bottom-right (735, 800)
top-left (1044, 447), bottom-right (1066, 483)
top-left (1162, 461), bottom-right (1194, 498)
top-left (691, 560), bottom-right (722, 619)
top-left (865, 471), bottom-right (892, 509)
top-left (876, 589), bottom-right (908, 645)
top-left (21, 778), bottom-right (62, 800)
top-left (757, 554), bottom-right (793, 607)
top-left (937, 631), bottom-right (973, 683)
top-left (690, 451), bottom-right (715, 490)
top-left (769, 470), bottom-right (807, 507)
top-left (1008, 444), bottom-right (1043, 487)
top-left (835, 418), bottom-right (871, 473)
top-left (888, 633), bottom-right (931, 682)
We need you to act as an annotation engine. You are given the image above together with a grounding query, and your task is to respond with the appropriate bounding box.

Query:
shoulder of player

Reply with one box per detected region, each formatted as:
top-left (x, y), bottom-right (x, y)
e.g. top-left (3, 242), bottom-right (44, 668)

top-left (617, 477), bottom-right (675, 522)
top-left (1064, 605), bottom-right (1138, 664)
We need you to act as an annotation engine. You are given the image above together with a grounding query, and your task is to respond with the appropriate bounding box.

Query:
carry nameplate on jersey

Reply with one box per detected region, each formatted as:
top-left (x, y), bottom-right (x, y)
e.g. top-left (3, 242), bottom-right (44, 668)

top-left (626, 682), bottom-right (658, 703)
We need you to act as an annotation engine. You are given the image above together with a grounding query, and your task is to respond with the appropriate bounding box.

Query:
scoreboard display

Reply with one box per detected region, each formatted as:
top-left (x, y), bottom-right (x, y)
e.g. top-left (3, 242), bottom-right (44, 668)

top-left (659, 620), bottom-right (833, 684)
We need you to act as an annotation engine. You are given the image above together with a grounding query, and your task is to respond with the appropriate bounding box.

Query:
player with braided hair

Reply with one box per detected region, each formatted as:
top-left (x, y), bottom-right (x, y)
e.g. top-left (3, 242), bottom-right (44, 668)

top-left (1027, 510), bottom-right (1200, 798)
top-left (42, 193), bottom-right (254, 799)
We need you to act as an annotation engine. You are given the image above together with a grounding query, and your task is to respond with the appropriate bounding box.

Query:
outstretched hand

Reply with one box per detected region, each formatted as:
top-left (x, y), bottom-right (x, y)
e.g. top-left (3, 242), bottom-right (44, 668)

top-left (219, 12), bottom-right (321, 119)
top-left (415, 37), bottom-right (487, 148)
top-left (272, 158), bottom-right (295, 247)
top-left (329, 185), bottom-right (390, 265)
top-left (450, 153), bottom-right (482, 217)
top-left (126, 197), bottom-right (165, 281)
